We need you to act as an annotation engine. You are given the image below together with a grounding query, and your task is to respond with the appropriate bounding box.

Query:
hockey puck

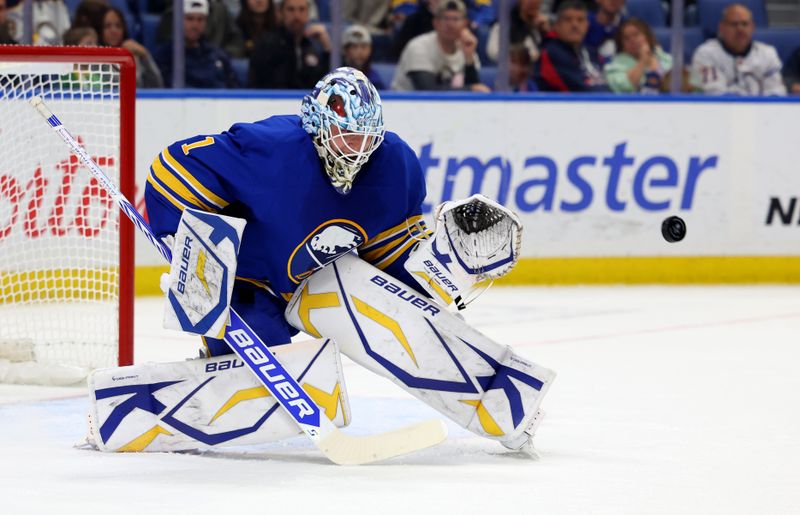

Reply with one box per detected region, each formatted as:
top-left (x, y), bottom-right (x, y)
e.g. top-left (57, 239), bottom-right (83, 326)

top-left (661, 216), bottom-right (686, 243)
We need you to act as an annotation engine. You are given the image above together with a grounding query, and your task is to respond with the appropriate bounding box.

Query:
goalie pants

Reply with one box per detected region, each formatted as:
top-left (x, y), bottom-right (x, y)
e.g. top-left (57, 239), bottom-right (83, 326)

top-left (202, 280), bottom-right (298, 356)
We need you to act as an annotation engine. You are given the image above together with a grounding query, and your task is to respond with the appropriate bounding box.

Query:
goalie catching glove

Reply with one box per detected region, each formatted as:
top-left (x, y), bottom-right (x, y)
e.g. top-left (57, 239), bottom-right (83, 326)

top-left (162, 208), bottom-right (246, 337)
top-left (404, 194), bottom-right (522, 309)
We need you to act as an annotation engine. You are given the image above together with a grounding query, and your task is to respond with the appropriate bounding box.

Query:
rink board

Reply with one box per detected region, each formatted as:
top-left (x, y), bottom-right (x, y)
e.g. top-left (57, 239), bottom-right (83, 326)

top-left (131, 93), bottom-right (800, 287)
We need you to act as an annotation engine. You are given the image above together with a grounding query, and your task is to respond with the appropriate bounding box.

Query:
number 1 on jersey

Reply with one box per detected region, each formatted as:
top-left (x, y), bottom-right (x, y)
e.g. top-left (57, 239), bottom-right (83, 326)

top-left (181, 137), bottom-right (215, 155)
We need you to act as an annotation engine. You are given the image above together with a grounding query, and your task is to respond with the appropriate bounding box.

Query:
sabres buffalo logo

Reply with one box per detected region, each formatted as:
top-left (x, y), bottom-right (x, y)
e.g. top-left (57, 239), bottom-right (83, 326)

top-left (288, 219), bottom-right (366, 284)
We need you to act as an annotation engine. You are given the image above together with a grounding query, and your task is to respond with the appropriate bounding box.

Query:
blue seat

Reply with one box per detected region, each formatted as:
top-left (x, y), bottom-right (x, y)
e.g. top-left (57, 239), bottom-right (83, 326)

top-left (141, 13), bottom-right (160, 54)
top-left (371, 62), bottom-right (396, 89)
top-left (653, 27), bottom-right (707, 62)
top-left (479, 65), bottom-right (497, 89)
top-left (696, 0), bottom-right (767, 38)
top-left (754, 28), bottom-right (800, 63)
top-left (317, 0), bottom-right (330, 21)
top-left (231, 58), bottom-right (249, 87)
top-left (626, 0), bottom-right (667, 27)
top-left (683, 27), bottom-right (707, 61)
top-left (370, 33), bottom-right (393, 63)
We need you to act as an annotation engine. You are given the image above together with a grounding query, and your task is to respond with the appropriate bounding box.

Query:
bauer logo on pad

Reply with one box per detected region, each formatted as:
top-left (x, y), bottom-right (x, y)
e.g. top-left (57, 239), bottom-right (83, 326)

top-left (164, 208), bottom-right (246, 337)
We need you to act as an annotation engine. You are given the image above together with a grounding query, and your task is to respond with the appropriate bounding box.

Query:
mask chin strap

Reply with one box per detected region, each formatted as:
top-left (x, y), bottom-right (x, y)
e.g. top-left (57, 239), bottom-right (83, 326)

top-left (316, 130), bottom-right (383, 193)
top-left (312, 135), bottom-right (358, 195)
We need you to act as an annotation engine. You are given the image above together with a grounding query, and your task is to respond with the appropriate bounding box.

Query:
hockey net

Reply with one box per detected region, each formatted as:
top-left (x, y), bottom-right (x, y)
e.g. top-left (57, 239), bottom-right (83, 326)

top-left (0, 47), bottom-right (134, 385)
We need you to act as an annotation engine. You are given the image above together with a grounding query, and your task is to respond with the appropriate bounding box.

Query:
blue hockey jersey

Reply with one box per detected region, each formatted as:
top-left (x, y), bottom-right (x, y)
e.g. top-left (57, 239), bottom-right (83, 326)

top-left (144, 115), bottom-right (429, 299)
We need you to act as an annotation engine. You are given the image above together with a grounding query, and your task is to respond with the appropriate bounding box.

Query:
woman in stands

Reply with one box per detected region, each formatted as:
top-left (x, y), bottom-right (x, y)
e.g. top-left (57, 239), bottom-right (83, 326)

top-left (236, 0), bottom-right (276, 56)
top-left (603, 17), bottom-right (671, 93)
top-left (101, 6), bottom-right (164, 88)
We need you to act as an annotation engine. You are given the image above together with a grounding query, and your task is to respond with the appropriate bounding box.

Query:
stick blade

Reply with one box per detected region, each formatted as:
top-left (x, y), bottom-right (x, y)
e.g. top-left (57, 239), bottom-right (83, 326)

top-left (318, 419), bottom-right (447, 466)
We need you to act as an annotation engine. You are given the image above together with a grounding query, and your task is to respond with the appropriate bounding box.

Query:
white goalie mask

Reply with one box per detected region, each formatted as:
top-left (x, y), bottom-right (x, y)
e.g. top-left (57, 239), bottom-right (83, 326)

top-left (301, 67), bottom-right (385, 195)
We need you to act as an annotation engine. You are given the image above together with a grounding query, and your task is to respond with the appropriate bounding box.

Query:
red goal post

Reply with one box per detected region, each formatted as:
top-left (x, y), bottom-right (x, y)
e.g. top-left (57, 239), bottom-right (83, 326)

top-left (0, 46), bottom-right (135, 384)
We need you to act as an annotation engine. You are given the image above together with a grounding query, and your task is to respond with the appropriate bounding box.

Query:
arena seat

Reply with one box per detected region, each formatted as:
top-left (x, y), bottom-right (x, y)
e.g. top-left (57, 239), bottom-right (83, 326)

top-left (371, 62), bottom-right (397, 89)
top-left (626, 0), bottom-right (668, 27)
top-left (753, 28), bottom-right (800, 63)
top-left (479, 65), bottom-right (498, 89)
top-left (141, 13), bottom-right (161, 53)
top-left (231, 58), bottom-right (249, 88)
top-left (653, 27), bottom-right (707, 62)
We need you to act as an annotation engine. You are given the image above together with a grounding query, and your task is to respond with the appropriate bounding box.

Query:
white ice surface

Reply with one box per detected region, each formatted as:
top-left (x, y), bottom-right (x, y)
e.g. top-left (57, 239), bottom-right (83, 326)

top-left (1, 286), bottom-right (799, 515)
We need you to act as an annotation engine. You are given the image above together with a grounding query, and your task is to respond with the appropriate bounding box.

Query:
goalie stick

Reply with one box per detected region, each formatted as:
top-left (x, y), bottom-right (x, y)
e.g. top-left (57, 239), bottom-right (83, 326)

top-left (31, 97), bottom-right (447, 465)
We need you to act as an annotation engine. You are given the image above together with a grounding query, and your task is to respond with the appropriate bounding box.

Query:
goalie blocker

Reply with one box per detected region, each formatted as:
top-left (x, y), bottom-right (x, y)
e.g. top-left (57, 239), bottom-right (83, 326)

top-left (286, 253), bottom-right (555, 450)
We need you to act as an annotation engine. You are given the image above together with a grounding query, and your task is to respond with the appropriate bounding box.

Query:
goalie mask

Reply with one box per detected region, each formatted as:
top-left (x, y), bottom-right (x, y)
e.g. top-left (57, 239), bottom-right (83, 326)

top-left (301, 67), bottom-right (385, 195)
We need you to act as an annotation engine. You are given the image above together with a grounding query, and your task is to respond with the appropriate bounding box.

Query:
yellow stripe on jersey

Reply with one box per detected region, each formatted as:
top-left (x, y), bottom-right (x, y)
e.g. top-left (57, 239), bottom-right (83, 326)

top-left (391, 0), bottom-right (417, 8)
top-left (162, 148), bottom-right (230, 209)
top-left (235, 276), bottom-right (275, 294)
top-left (146, 174), bottom-right (188, 211)
top-left (361, 215), bottom-right (424, 251)
top-left (150, 156), bottom-right (216, 212)
top-left (361, 234), bottom-right (406, 262)
top-left (373, 236), bottom-right (420, 271)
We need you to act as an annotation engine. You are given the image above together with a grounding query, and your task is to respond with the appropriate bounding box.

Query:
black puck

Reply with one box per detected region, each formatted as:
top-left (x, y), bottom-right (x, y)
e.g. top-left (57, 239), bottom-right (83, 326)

top-left (661, 216), bottom-right (686, 243)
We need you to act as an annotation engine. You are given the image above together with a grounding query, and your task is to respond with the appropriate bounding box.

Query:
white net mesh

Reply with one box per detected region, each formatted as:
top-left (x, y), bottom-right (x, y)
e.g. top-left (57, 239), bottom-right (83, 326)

top-left (0, 59), bottom-right (123, 385)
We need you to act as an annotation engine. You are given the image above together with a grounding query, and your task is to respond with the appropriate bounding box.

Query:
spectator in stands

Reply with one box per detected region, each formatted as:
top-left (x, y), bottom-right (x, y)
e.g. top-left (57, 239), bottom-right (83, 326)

top-left (158, 0), bottom-right (245, 58)
top-left (691, 3), bottom-right (786, 95)
top-left (486, 0), bottom-right (549, 63)
top-left (536, 1), bottom-right (610, 92)
top-left (0, 0), bottom-right (17, 44)
top-left (393, 0), bottom-right (495, 59)
top-left (62, 25), bottom-right (97, 46)
top-left (154, 0), bottom-right (238, 88)
top-left (783, 47), bottom-right (800, 94)
top-left (344, 0), bottom-right (391, 34)
top-left (584, 0), bottom-right (626, 62)
top-left (72, 0), bottom-right (107, 39)
top-left (392, 0), bottom-right (438, 60)
top-left (342, 25), bottom-right (387, 90)
top-left (604, 18), bottom-right (671, 93)
top-left (236, 0), bottom-right (276, 56)
top-left (248, 0), bottom-right (330, 89)
top-left (6, 0), bottom-right (70, 45)
top-left (101, 6), bottom-right (164, 88)
top-left (509, 43), bottom-right (538, 92)
top-left (392, 0), bottom-right (490, 92)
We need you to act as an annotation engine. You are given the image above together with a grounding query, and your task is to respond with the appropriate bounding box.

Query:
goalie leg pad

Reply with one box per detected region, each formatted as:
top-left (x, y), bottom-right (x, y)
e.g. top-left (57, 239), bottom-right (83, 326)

top-left (88, 339), bottom-right (350, 452)
top-left (285, 254), bottom-right (555, 448)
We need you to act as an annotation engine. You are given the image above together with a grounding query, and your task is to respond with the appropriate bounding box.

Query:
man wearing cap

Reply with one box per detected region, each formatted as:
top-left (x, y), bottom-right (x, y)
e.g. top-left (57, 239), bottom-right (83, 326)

top-left (342, 24), bottom-right (386, 90)
top-left (155, 0), bottom-right (239, 88)
top-left (392, 0), bottom-right (490, 92)
top-left (248, 0), bottom-right (331, 89)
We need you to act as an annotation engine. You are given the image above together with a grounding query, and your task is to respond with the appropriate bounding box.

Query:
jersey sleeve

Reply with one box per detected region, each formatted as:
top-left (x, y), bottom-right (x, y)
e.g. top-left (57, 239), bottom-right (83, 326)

top-left (144, 128), bottom-right (249, 239)
top-left (690, 44), bottom-right (729, 94)
top-left (359, 141), bottom-right (432, 290)
top-left (761, 45), bottom-right (788, 96)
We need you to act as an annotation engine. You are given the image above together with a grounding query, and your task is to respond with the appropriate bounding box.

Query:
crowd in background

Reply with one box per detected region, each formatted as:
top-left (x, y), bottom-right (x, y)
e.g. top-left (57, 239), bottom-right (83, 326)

top-left (0, 0), bottom-right (798, 94)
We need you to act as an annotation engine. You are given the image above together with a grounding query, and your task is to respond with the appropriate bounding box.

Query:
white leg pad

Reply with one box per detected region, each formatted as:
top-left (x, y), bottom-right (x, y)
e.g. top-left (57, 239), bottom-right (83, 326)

top-left (285, 254), bottom-right (556, 448)
top-left (88, 339), bottom-right (350, 452)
